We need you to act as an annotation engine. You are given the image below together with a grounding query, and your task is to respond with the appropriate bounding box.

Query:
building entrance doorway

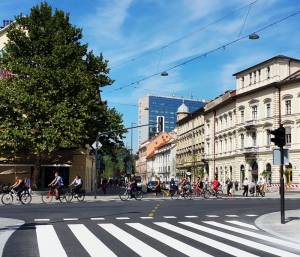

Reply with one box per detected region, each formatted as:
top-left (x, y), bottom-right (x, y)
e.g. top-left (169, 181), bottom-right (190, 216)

top-left (240, 165), bottom-right (245, 183)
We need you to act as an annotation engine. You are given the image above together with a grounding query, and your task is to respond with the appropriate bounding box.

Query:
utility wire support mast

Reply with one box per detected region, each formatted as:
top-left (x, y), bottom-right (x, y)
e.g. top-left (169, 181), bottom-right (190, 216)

top-left (268, 124), bottom-right (286, 224)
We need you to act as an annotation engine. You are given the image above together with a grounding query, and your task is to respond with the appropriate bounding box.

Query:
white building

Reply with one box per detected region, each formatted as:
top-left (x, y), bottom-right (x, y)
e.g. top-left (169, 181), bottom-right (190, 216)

top-left (204, 55), bottom-right (300, 186)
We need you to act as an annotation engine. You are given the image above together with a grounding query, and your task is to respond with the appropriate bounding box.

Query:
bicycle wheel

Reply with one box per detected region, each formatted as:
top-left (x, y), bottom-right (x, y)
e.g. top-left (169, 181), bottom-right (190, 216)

top-left (1, 193), bottom-right (13, 205)
top-left (261, 191), bottom-right (265, 197)
top-left (203, 190), bottom-right (211, 199)
top-left (170, 190), bottom-right (177, 199)
top-left (135, 190), bottom-right (143, 200)
top-left (65, 190), bottom-right (73, 203)
top-left (184, 191), bottom-right (193, 200)
top-left (20, 191), bottom-right (32, 204)
top-left (41, 192), bottom-right (53, 203)
top-left (216, 189), bottom-right (223, 199)
top-left (77, 190), bottom-right (85, 202)
top-left (119, 188), bottom-right (129, 201)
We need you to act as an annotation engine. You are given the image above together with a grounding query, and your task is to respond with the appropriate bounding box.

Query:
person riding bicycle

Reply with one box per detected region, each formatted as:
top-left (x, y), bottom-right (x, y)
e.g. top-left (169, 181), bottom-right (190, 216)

top-left (154, 176), bottom-right (161, 196)
top-left (10, 176), bottom-right (26, 199)
top-left (49, 171), bottom-right (64, 200)
top-left (169, 178), bottom-right (177, 195)
top-left (69, 175), bottom-right (82, 195)
top-left (129, 175), bottom-right (138, 198)
top-left (256, 177), bottom-right (266, 195)
top-left (195, 177), bottom-right (203, 192)
top-left (212, 177), bottom-right (220, 195)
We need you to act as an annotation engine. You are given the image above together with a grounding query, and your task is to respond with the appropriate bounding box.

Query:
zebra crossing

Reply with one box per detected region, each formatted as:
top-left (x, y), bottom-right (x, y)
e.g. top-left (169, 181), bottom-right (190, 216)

top-left (29, 219), bottom-right (300, 257)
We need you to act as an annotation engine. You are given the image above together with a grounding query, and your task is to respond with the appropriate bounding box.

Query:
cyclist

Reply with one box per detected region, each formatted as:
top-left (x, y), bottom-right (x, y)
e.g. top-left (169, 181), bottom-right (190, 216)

top-left (212, 177), bottom-right (220, 195)
top-left (257, 177), bottom-right (266, 195)
top-left (69, 175), bottom-right (83, 195)
top-left (169, 178), bottom-right (177, 196)
top-left (155, 176), bottom-right (161, 196)
top-left (10, 176), bottom-right (25, 199)
top-left (129, 175), bottom-right (138, 198)
top-left (180, 177), bottom-right (188, 195)
top-left (49, 171), bottom-right (64, 200)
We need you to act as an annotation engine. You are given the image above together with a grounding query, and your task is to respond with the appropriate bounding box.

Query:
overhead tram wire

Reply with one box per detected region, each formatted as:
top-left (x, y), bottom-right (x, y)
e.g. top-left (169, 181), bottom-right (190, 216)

top-left (105, 9), bottom-right (300, 94)
top-left (110, 0), bottom-right (259, 70)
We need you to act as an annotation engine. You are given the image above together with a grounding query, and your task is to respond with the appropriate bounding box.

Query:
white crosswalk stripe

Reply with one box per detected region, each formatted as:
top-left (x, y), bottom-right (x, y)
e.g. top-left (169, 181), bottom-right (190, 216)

top-left (99, 223), bottom-right (166, 257)
top-left (30, 220), bottom-right (300, 257)
top-left (154, 222), bottom-right (259, 257)
top-left (127, 222), bottom-right (213, 257)
top-left (36, 225), bottom-right (68, 257)
top-left (68, 224), bottom-right (117, 257)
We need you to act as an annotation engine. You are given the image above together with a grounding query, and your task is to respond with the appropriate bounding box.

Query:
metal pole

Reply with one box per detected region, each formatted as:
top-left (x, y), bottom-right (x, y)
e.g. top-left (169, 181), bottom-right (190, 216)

top-left (280, 145), bottom-right (285, 224)
top-left (130, 122), bottom-right (133, 156)
top-left (94, 148), bottom-right (98, 199)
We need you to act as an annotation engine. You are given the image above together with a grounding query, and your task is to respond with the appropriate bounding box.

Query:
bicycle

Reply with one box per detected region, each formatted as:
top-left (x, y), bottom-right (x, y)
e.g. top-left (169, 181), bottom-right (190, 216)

top-left (65, 187), bottom-right (86, 202)
top-left (119, 184), bottom-right (143, 201)
top-left (41, 186), bottom-right (67, 203)
top-left (192, 185), bottom-right (210, 199)
top-left (171, 187), bottom-right (193, 200)
top-left (205, 187), bottom-right (224, 199)
top-left (1, 187), bottom-right (32, 205)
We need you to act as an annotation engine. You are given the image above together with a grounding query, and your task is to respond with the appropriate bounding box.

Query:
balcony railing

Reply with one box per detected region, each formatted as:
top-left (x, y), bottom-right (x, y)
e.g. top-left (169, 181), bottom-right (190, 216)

top-left (244, 120), bottom-right (257, 129)
top-left (242, 146), bottom-right (258, 154)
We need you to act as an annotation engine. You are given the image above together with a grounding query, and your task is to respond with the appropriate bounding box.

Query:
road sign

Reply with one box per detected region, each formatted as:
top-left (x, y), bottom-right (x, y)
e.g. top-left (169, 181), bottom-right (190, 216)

top-left (273, 148), bottom-right (289, 165)
top-left (92, 141), bottom-right (102, 150)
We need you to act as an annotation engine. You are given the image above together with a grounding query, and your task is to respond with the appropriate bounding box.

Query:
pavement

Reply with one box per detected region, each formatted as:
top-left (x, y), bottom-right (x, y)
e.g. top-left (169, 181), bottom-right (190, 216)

top-left (0, 197), bottom-right (300, 256)
top-left (255, 209), bottom-right (300, 244)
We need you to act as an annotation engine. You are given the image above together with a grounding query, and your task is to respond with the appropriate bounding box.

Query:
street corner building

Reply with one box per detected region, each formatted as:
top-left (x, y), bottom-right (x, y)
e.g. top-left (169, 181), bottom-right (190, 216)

top-left (136, 55), bottom-right (300, 189)
top-left (0, 148), bottom-right (96, 192)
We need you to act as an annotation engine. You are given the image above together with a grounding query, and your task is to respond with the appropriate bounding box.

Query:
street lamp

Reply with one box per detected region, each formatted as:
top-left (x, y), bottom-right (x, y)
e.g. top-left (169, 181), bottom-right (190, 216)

top-left (249, 33), bottom-right (259, 40)
top-left (161, 71), bottom-right (168, 76)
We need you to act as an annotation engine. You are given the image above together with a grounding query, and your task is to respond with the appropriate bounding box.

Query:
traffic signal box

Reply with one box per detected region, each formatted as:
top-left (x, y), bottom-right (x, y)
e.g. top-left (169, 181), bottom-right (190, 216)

top-left (269, 125), bottom-right (286, 147)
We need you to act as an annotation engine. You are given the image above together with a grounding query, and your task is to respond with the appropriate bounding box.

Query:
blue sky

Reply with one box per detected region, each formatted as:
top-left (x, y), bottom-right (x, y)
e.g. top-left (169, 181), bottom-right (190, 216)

top-left (1, 0), bottom-right (300, 151)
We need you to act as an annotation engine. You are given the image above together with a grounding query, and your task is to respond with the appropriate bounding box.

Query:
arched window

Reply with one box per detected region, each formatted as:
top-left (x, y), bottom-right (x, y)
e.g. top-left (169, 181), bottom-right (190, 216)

top-left (252, 161), bottom-right (258, 182)
top-left (240, 165), bottom-right (245, 183)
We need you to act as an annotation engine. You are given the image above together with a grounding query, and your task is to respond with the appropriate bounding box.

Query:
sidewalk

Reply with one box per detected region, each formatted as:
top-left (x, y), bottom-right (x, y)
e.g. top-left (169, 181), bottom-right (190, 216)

top-left (255, 209), bottom-right (300, 244)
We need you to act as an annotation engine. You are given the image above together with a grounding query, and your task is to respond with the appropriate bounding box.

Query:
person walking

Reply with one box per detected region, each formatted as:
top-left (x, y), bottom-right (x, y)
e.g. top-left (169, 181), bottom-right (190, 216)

top-left (242, 178), bottom-right (249, 197)
top-left (234, 180), bottom-right (239, 191)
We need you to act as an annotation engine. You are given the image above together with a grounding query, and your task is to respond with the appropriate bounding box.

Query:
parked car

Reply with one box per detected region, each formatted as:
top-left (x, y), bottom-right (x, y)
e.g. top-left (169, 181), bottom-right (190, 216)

top-left (147, 181), bottom-right (157, 192)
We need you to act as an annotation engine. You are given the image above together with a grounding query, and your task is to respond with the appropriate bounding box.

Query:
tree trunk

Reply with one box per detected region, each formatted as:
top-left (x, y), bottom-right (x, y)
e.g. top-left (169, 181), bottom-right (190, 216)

top-left (33, 154), bottom-right (41, 190)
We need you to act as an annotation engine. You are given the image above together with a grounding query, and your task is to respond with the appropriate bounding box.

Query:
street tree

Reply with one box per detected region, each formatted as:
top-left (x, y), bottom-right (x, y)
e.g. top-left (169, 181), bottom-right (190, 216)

top-left (0, 3), bottom-right (126, 181)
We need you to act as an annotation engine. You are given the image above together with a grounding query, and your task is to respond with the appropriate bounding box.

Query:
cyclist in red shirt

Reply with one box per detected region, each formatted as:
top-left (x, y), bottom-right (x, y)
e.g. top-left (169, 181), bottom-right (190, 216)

top-left (212, 177), bottom-right (220, 194)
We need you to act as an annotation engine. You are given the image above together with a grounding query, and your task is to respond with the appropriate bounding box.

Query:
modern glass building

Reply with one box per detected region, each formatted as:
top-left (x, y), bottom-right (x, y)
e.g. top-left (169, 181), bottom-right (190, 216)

top-left (138, 95), bottom-right (206, 145)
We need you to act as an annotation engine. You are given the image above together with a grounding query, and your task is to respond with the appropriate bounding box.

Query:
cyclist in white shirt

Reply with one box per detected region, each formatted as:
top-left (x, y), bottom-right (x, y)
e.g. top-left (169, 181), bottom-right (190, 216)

top-left (70, 175), bottom-right (83, 195)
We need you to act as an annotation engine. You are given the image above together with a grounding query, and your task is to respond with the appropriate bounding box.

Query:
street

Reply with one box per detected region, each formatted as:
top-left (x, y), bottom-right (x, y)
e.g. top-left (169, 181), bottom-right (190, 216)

top-left (1, 197), bottom-right (300, 257)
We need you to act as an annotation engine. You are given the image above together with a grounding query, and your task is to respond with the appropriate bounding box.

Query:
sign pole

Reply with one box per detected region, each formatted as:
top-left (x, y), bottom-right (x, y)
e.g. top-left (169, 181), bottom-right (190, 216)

top-left (280, 145), bottom-right (285, 224)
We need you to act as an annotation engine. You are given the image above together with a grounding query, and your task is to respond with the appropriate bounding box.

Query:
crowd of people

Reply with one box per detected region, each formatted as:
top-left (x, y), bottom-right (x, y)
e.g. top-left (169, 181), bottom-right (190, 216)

top-left (242, 177), bottom-right (266, 197)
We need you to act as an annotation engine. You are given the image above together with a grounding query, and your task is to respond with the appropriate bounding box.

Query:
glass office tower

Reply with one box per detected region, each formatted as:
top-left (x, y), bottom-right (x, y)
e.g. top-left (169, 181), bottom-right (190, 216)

top-left (138, 95), bottom-right (205, 145)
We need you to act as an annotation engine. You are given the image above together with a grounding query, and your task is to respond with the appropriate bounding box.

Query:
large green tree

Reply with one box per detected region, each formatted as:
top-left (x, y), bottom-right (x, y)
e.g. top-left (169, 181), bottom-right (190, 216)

top-left (0, 3), bottom-right (125, 175)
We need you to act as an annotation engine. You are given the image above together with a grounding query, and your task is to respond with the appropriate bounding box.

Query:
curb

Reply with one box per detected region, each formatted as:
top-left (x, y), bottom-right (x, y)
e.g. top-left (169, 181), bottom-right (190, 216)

top-left (255, 210), bottom-right (300, 244)
top-left (0, 217), bottom-right (25, 256)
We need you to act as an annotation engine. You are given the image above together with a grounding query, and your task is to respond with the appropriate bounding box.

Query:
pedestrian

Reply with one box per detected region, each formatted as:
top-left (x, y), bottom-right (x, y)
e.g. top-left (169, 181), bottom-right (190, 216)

top-left (243, 178), bottom-right (249, 197)
top-left (234, 180), bottom-right (239, 191)
top-left (226, 178), bottom-right (233, 196)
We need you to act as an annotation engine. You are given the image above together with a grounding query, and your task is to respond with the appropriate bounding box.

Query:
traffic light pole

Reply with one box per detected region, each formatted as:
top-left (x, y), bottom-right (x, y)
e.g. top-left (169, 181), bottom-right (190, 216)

top-left (280, 145), bottom-right (285, 224)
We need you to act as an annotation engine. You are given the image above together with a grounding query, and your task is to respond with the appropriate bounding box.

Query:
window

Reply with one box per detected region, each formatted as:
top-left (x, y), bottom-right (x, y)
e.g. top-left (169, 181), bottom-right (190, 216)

top-left (286, 127), bottom-right (291, 145)
top-left (229, 137), bottom-right (232, 151)
top-left (249, 73), bottom-right (252, 85)
top-left (254, 72), bottom-right (256, 83)
top-left (266, 131), bottom-right (271, 145)
top-left (266, 103), bottom-right (271, 118)
top-left (240, 110), bottom-right (244, 123)
top-left (252, 132), bottom-right (256, 146)
top-left (267, 66), bottom-right (270, 79)
top-left (241, 77), bottom-right (244, 88)
top-left (285, 100), bottom-right (291, 115)
top-left (258, 69), bottom-right (261, 81)
top-left (241, 134), bottom-right (244, 148)
top-left (252, 106), bottom-right (258, 120)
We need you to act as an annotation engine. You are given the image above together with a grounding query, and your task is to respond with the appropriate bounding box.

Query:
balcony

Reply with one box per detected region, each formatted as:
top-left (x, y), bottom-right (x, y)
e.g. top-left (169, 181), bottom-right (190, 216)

top-left (244, 120), bottom-right (257, 129)
top-left (242, 146), bottom-right (258, 156)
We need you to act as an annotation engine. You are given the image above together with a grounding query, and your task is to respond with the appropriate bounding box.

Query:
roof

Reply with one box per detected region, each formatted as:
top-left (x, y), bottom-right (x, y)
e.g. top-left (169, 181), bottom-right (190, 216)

top-left (283, 69), bottom-right (300, 81)
top-left (233, 55), bottom-right (300, 76)
top-left (176, 106), bottom-right (205, 125)
top-left (177, 102), bottom-right (189, 113)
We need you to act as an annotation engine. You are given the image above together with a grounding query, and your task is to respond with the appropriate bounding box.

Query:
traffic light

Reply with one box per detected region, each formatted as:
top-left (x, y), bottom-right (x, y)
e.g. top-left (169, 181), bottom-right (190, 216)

top-left (269, 125), bottom-right (286, 147)
top-left (157, 116), bottom-right (164, 133)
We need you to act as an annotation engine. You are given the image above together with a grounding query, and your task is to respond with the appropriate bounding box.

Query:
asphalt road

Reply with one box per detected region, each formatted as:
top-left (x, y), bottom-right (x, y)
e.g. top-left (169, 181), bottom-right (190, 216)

top-left (1, 197), bottom-right (300, 257)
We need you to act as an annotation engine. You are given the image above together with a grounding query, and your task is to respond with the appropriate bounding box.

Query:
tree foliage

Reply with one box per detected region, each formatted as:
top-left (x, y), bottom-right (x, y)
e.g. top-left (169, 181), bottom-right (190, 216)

top-left (0, 2), bottom-right (125, 160)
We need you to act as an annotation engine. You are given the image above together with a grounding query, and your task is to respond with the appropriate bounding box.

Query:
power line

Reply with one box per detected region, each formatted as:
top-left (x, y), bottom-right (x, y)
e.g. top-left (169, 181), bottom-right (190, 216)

top-left (105, 9), bottom-right (300, 94)
top-left (110, 0), bottom-right (259, 70)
